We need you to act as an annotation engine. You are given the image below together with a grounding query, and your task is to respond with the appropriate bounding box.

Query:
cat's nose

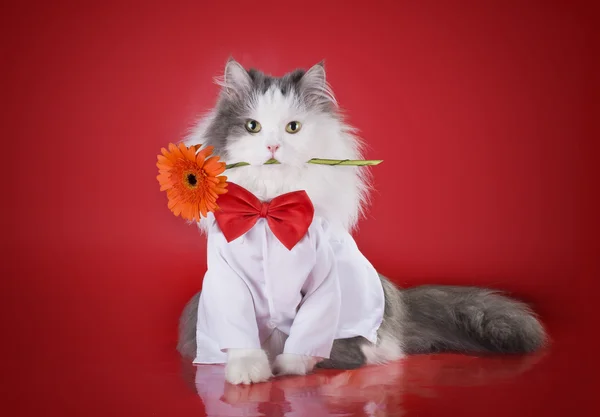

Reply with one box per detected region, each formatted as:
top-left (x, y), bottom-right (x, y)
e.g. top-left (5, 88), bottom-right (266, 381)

top-left (267, 145), bottom-right (280, 153)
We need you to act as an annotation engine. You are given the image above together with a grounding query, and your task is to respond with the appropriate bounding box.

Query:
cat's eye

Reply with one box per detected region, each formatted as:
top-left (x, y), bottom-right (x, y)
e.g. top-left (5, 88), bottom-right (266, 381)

top-left (245, 119), bottom-right (262, 133)
top-left (285, 121), bottom-right (302, 134)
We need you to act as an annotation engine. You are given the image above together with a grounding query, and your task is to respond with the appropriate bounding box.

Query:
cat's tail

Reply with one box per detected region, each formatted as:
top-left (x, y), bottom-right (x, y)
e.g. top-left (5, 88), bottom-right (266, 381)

top-left (380, 277), bottom-right (548, 355)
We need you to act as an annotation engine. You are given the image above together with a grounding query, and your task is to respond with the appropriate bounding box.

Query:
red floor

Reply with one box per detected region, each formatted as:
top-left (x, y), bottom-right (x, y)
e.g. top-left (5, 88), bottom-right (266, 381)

top-left (191, 350), bottom-right (569, 417)
top-left (2, 1), bottom-right (597, 416)
top-left (4, 251), bottom-right (597, 416)
top-left (6, 318), bottom-right (597, 416)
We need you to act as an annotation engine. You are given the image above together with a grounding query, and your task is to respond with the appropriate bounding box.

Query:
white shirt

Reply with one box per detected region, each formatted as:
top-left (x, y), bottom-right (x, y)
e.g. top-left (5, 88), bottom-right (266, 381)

top-left (193, 213), bottom-right (384, 364)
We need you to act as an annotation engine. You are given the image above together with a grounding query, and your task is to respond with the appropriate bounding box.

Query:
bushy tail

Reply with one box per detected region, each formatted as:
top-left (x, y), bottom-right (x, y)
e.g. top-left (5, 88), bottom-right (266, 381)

top-left (382, 279), bottom-right (547, 354)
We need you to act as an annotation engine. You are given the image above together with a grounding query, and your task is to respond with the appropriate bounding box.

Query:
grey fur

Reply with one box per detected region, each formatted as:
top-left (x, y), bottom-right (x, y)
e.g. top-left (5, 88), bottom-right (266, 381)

top-left (177, 275), bottom-right (547, 367)
top-left (316, 337), bottom-right (368, 369)
top-left (399, 282), bottom-right (547, 354)
top-left (176, 291), bottom-right (200, 359)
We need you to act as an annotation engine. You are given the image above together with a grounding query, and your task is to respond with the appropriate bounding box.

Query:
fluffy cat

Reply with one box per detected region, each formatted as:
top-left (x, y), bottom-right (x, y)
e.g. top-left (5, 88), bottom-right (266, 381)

top-left (177, 58), bottom-right (546, 384)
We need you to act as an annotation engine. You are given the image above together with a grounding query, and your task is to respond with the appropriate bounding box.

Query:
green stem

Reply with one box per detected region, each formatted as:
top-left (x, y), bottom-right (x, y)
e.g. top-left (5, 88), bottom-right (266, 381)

top-left (225, 158), bottom-right (383, 170)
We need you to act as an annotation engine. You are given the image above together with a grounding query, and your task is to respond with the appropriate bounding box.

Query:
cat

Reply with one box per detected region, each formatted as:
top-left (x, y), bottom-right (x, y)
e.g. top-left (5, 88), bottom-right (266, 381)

top-left (177, 58), bottom-right (547, 385)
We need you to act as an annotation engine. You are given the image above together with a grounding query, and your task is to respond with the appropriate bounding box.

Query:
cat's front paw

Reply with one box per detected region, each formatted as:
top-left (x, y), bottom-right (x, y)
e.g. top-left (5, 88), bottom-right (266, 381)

top-left (273, 353), bottom-right (319, 376)
top-left (225, 349), bottom-right (272, 385)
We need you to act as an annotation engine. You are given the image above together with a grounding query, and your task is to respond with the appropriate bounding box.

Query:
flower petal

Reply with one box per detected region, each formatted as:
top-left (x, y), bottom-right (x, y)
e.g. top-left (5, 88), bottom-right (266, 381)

top-left (157, 154), bottom-right (172, 165)
top-left (199, 145), bottom-right (214, 157)
top-left (171, 202), bottom-right (182, 216)
top-left (161, 147), bottom-right (176, 162)
top-left (206, 200), bottom-right (217, 212)
top-left (167, 198), bottom-right (178, 210)
top-left (205, 187), bottom-right (218, 200)
top-left (203, 157), bottom-right (223, 174)
top-left (199, 199), bottom-right (208, 217)
top-left (170, 143), bottom-right (185, 160)
top-left (180, 143), bottom-right (196, 161)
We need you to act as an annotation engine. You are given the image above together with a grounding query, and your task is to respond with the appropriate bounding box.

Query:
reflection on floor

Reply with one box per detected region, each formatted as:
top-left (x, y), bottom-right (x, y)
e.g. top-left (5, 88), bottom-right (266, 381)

top-left (192, 352), bottom-right (547, 417)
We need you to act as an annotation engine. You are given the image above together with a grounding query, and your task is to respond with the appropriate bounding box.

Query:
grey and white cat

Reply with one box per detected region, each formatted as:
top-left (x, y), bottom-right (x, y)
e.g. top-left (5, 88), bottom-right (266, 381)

top-left (177, 59), bottom-right (546, 383)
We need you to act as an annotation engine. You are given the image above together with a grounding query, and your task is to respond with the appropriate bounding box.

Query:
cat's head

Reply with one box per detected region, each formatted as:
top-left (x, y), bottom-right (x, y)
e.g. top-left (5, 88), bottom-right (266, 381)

top-left (201, 58), bottom-right (362, 165)
top-left (186, 59), bottom-right (369, 231)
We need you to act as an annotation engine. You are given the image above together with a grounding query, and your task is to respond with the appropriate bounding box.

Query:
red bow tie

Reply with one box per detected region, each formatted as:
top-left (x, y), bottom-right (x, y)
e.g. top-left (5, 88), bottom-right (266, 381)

top-left (213, 182), bottom-right (315, 250)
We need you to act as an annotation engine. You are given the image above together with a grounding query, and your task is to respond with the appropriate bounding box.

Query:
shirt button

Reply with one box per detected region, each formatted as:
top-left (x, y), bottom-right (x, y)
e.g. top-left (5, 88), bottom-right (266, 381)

top-left (267, 321), bottom-right (276, 329)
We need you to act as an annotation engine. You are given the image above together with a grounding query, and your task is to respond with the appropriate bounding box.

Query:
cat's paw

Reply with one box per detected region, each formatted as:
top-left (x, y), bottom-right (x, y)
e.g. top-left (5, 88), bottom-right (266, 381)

top-left (272, 353), bottom-right (319, 376)
top-left (225, 349), bottom-right (272, 385)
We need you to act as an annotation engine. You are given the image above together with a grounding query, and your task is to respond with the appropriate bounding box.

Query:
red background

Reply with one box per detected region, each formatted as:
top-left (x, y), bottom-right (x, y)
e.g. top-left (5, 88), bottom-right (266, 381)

top-left (2, 1), bottom-right (597, 416)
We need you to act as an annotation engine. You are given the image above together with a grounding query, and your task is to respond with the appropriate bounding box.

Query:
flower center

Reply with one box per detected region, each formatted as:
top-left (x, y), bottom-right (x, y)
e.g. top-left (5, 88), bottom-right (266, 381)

top-left (184, 171), bottom-right (199, 189)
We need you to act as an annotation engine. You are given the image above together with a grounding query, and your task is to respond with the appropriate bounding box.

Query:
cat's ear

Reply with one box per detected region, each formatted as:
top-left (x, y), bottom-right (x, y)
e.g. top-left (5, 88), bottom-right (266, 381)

top-left (299, 61), bottom-right (336, 108)
top-left (219, 58), bottom-right (251, 96)
top-left (301, 61), bottom-right (326, 89)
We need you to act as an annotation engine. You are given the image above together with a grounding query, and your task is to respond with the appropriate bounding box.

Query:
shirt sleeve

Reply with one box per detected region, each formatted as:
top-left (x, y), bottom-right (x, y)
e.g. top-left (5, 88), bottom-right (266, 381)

top-left (328, 232), bottom-right (384, 343)
top-left (283, 224), bottom-right (341, 358)
top-left (200, 231), bottom-right (262, 352)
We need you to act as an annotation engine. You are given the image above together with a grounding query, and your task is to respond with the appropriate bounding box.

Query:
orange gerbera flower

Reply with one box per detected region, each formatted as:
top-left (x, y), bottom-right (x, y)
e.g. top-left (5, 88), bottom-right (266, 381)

top-left (157, 143), bottom-right (228, 222)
